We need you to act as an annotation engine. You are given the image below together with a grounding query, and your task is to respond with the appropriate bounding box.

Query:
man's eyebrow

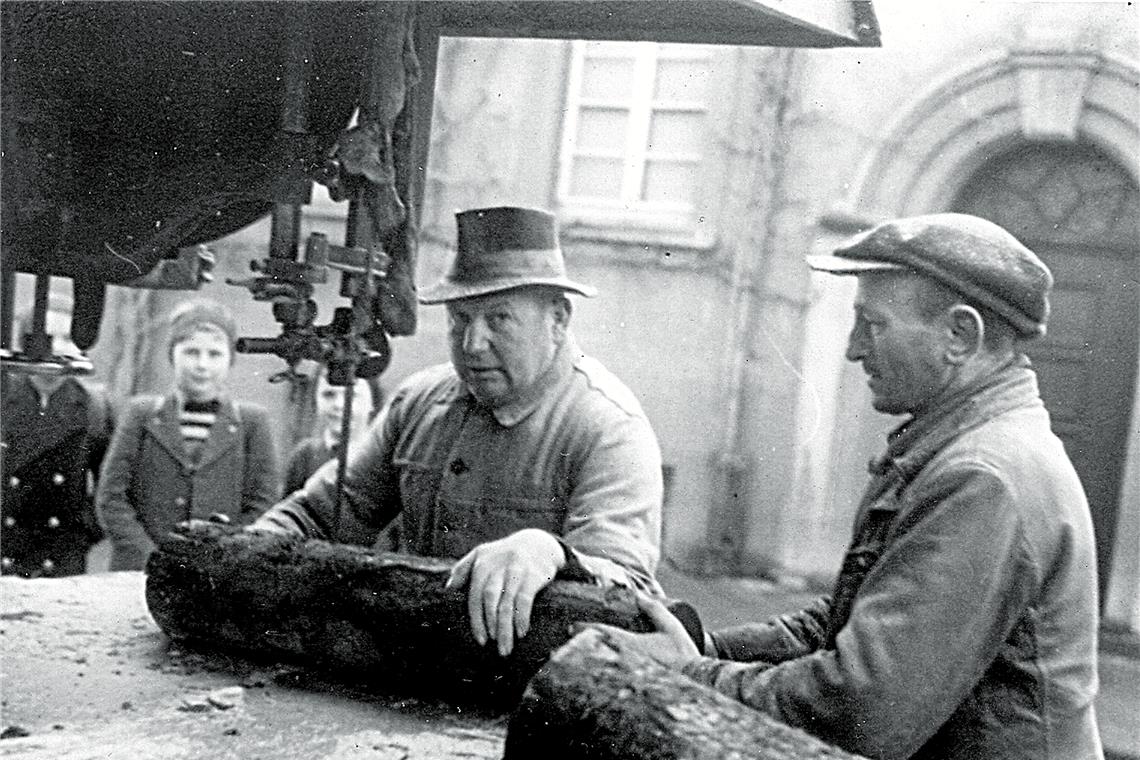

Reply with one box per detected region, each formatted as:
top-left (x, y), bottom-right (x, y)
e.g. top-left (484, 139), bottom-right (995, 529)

top-left (482, 296), bottom-right (515, 309)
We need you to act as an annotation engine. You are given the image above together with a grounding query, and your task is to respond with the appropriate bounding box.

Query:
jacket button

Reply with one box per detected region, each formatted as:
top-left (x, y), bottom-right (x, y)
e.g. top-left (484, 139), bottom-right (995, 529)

top-left (8, 476), bottom-right (18, 488)
top-left (52, 473), bottom-right (65, 486)
top-left (3, 516), bottom-right (14, 528)
top-left (47, 516), bottom-right (61, 529)
top-left (1, 557), bottom-right (12, 570)
top-left (229, 424), bottom-right (238, 433)
top-left (175, 497), bottom-right (187, 507)
top-left (41, 558), bottom-right (54, 572)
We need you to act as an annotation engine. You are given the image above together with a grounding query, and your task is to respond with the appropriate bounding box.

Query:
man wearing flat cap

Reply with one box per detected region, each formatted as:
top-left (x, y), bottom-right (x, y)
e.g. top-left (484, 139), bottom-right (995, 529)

top-left (254, 206), bottom-right (664, 656)
top-left (590, 214), bottom-right (1102, 759)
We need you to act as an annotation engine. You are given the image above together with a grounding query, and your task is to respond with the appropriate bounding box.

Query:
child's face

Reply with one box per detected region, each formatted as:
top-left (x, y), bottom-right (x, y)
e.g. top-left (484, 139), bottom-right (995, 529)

top-left (315, 374), bottom-right (372, 442)
top-left (172, 327), bottom-right (232, 402)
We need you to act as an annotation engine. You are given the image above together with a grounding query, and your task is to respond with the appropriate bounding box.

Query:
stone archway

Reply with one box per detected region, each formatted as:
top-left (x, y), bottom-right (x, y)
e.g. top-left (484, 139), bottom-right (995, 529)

top-left (955, 142), bottom-right (1139, 604)
top-left (846, 48), bottom-right (1139, 216)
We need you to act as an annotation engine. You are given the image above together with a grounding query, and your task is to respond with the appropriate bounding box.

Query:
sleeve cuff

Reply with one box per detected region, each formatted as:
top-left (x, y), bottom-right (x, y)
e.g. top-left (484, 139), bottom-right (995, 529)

top-left (554, 538), bottom-right (597, 584)
top-left (680, 656), bottom-right (726, 685)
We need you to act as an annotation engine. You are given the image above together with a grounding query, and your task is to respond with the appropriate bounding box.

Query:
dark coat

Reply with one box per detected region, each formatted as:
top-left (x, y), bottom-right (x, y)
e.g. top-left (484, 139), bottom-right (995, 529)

top-left (284, 435), bottom-right (334, 496)
top-left (1, 375), bottom-right (114, 577)
top-left (685, 362), bottom-right (1102, 760)
top-left (96, 393), bottom-right (279, 571)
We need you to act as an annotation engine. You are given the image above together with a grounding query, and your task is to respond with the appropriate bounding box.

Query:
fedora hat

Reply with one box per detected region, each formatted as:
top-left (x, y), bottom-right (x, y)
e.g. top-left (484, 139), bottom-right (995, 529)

top-left (418, 206), bottom-right (597, 304)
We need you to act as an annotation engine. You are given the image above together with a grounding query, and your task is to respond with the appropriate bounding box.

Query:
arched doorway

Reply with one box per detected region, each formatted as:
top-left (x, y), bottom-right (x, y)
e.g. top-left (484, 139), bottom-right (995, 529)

top-left (955, 141), bottom-right (1140, 602)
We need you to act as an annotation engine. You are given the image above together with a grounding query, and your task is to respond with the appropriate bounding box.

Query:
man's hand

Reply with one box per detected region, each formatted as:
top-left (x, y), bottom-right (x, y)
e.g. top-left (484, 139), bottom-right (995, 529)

top-left (190, 244), bottom-right (216, 286)
top-left (575, 593), bottom-right (701, 669)
top-left (445, 528), bottom-right (565, 657)
top-left (122, 244), bottom-right (216, 290)
top-left (173, 514), bottom-right (231, 534)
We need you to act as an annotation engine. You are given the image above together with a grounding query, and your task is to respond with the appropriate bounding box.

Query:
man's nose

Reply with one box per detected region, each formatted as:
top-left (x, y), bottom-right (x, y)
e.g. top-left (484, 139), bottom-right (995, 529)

top-left (462, 319), bottom-right (491, 354)
top-left (845, 326), bottom-right (865, 362)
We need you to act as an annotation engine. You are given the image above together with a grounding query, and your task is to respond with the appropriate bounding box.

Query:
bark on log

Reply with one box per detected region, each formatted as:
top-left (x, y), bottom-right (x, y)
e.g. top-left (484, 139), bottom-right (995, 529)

top-left (505, 628), bottom-right (866, 760)
top-left (145, 522), bottom-right (654, 705)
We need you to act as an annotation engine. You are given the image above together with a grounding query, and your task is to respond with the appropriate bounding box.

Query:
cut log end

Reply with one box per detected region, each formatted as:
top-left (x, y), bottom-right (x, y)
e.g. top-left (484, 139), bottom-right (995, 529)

top-left (505, 628), bottom-right (867, 760)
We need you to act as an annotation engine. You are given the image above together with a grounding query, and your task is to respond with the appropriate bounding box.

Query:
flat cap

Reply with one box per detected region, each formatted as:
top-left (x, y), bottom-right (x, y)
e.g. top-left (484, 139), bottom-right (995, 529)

top-left (807, 213), bottom-right (1053, 338)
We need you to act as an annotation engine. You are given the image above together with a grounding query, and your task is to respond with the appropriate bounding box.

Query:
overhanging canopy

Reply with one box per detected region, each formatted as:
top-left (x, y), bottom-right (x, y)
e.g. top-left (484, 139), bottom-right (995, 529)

top-left (0, 0), bottom-right (878, 354)
top-left (422, 0), bottom-right (880, 48)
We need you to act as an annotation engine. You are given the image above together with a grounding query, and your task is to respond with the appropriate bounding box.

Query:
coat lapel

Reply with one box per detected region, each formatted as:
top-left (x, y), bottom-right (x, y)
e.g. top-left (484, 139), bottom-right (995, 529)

top-left (144, 395), bottom-right (193, 469)
top-left (193, 398), bottom-right (241, 471)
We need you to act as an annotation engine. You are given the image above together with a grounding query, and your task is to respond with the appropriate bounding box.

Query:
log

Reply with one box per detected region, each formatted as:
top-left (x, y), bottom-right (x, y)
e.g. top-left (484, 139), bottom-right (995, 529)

top-left (144, 522), bottom-right (655, 705)
top-left (505, 628), bottom-right (866, 760)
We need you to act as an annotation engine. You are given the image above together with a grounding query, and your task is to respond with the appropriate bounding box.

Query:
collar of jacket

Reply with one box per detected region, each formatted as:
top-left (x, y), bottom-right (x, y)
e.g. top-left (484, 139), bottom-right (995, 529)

top-left (24, 375), bottom-right (85, 408)
top-left (1, 376), bottom-right (91, 472)
top-left (868, 354), bottom-right (1042, 486)
top-left (146, 393), bottom-right (243, 470)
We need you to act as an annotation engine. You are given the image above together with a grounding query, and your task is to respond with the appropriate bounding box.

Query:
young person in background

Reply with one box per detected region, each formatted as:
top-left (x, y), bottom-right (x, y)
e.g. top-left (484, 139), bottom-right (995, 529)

top-left (283, 369), bottom-right (382, 495)
top-left (97, 298), bottom-right (279, 571)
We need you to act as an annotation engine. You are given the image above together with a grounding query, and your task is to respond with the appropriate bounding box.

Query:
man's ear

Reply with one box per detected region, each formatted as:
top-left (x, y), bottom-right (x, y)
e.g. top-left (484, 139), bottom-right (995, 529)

top-left (551, 294), bottom-right (572, 340)
top-left (945, 304), bottom-right (984, 364)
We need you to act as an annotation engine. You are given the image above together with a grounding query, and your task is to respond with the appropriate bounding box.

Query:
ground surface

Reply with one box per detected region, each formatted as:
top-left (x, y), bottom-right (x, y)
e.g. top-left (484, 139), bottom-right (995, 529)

top-left (0, 573), bottom-right (504, 760)
top-left (3, 564), bottom-right (1136, 760)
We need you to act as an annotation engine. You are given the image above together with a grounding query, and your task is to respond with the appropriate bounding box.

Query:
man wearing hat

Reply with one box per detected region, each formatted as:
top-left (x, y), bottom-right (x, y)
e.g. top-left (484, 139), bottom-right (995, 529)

top-left (254, 206), bottom-right (664, 657)
top-left (586, 214), bottom-right (1102, 759)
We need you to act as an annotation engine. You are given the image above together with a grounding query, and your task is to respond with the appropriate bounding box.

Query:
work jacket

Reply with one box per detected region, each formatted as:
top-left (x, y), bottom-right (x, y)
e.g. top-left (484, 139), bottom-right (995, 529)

top-left (96, 393), bottom-right (279, 570)
top-left (257, 341), bottom-right (663, 593)
top-left (683, 359), bottom-right (1103, 760)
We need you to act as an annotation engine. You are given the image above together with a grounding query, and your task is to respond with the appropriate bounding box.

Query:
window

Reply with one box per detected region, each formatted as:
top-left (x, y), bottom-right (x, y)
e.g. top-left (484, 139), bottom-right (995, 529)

top-left (558, 41), bottom-right (714, 232)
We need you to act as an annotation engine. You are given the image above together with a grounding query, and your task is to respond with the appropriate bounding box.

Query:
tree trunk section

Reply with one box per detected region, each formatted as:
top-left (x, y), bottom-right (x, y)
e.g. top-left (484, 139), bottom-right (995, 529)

top-left (505, 628), bottom-right (866, 760)
top-left (145, 522), bottom-right (653, 705)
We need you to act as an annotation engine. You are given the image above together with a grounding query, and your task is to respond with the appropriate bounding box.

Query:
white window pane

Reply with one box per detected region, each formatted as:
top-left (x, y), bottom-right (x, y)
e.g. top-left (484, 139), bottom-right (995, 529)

top-left (641, 160), bottom-right (696, 205)
top-left (653, 59), bottom-right (712, 103)
top-left (570, 157), bottom-right (624, 199)
top-left (581, 57), bottom-right (636, 101)
top-left (575, 108), bottom-right (629, 152)
top-left (648, 111), bottom-right (704, 155)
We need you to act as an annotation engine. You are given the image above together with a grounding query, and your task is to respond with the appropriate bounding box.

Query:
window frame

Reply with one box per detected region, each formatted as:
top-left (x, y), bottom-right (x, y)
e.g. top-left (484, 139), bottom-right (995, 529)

top-left (557, 40), bottom-right (715, 236)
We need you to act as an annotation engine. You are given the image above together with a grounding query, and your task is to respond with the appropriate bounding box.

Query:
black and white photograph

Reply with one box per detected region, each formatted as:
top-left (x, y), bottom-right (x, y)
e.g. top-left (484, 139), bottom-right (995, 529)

top-left (1, 1), bottom-right (1137, 758)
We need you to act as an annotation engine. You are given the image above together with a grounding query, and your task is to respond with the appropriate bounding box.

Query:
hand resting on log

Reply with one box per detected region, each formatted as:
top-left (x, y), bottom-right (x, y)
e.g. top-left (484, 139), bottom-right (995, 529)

top-left (145, 521), bottom-right (661, 705)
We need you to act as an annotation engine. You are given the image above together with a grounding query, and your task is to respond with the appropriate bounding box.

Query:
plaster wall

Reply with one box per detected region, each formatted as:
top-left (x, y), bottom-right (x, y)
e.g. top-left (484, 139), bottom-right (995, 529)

top-left (400, 37), bottom-right (760, 568)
